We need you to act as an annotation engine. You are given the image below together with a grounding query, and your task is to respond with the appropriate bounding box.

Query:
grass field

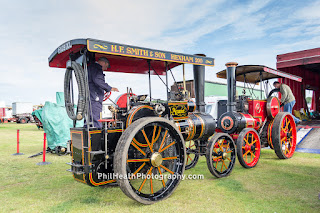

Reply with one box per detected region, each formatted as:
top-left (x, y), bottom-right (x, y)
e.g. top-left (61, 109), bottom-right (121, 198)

top-left (0, 123), bottom-right (319, 213)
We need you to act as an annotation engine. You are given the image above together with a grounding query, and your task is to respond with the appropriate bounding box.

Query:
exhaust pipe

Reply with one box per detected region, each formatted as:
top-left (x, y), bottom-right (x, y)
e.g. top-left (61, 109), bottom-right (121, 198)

top-left (193, 54), bottom-right (206, 113)
top-left (225, 62), bottom-right (238, 112)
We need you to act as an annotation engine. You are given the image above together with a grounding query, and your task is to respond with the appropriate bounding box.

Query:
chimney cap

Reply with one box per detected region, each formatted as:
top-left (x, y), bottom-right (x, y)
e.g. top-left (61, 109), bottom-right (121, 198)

top-left (225, 62), bottom-right (238, 67)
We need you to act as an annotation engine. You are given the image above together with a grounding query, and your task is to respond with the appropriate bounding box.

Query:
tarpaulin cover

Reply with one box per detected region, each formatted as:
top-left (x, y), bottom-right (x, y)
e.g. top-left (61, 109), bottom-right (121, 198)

top-left (41, 92), bottom-right (83, 149)
top-left (31, 108), bottom-right (43, 123)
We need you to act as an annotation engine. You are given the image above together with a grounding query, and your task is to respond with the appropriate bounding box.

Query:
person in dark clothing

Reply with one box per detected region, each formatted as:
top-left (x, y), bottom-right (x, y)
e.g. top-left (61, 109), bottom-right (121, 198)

top-left (87, 57), bottom-right (119, 128)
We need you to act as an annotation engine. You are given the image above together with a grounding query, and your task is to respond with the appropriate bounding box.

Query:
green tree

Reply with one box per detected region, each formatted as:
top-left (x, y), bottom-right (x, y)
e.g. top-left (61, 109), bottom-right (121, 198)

top-left (306, 97), bottom-right (312, 104)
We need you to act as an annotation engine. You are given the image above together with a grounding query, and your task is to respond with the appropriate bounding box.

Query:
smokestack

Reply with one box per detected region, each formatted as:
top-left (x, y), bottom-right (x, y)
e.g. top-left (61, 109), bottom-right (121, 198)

top-left (193, 54), bottom-right (206, 113)
top-left (225, 62), bottom-right (238, 112)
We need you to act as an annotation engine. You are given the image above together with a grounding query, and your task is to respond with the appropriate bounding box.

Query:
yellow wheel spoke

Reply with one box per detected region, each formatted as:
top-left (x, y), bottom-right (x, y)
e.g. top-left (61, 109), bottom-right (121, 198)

top-left (130, 162), bottom-right (146, 180)
top-left (157, 167), bottom-right (166, 187)
top-left (138, 166), bottom-right (153, 192)
top-left (250, 139), bottom-right (257, 146)
top-left (243, 150), bottom-right (250, 156)
top-left (244, 134), bottom-right (249, 145)
top-left (213, 156), bottom-right (222, 161)
top-left (226, 149), bottom-right (233, 154)
top-left (131, 141), bottom-right (146, 156)
top-left (162, 156), bottom-right (178, 161)
top-left (154, 126), bottom-right (162, 141)
top-left (160, 164), bottom-right (174, 174)
top-left (133, 138), bottom-right (148, 147)
top-left (222, 160), bottom-right (228, 170)
top-left (141, 129), bottom-right (153, 153)
top-left (227, 157), bottom-right (231, 162)
top-left (151, 125), bottom-right (157, 149)
top-left (218, 140), bottom-right (224, 152)
top-left (213, 147), bottom-right (219, 154)
top-left (127, 158), bottom-right (150, 163)
top-left (150, 168), bottom-right (154, 194)
top-left (250, 133), bottom-right (253, 144)
top-left (215, 160), bottom-right (218, 169)
top-left (250, 151), bottom-right (255, 158)
top-left (226, 142), bottom-right (230, 151)
top-left (159, 141), bottom-right (175, 153)
top-left (158, 130), bottom-right (168, 152)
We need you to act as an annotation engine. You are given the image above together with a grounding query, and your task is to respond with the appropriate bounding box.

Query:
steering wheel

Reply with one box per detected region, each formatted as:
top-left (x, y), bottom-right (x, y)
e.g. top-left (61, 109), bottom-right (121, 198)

top-left (103, 91), bottom-right (112, 101)
top-left (267, 88), bottom-right (280, 99)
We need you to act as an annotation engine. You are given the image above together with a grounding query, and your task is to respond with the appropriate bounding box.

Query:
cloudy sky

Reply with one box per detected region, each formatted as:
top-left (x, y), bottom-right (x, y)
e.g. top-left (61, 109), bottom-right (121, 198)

top-left (0, 0), bottom-right (319, 106)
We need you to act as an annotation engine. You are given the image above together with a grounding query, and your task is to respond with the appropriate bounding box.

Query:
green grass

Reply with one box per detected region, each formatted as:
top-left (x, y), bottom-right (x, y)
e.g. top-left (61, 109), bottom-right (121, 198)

top-left (0, 123), bottom-right (319, 213)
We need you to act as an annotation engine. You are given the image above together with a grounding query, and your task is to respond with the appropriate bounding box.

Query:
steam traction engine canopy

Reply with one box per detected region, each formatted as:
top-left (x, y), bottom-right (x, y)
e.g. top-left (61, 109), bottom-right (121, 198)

top-left (49, 38), bottom-right (214, 73)
top-left (216, 64), bottom-right (302, 134)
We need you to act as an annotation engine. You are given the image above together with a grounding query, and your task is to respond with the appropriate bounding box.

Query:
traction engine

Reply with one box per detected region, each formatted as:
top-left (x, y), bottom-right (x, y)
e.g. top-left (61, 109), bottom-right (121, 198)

top-left (216, 62), bottom-right (297, 168)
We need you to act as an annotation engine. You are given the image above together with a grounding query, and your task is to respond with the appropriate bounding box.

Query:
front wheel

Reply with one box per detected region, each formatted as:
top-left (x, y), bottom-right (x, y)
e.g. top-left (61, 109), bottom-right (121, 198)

top-left (114, 117), bottom-right (186, 204)
top-left (236, 128), bottom-right (261, 168)
top-left (19, 117), bottom-right (27, 124)
top-left (271, 112), bottom-right (297, 159)
top-left (185, 140), bottom-right (199, 170)
top-left (206, 133), bottom-right (236, 178)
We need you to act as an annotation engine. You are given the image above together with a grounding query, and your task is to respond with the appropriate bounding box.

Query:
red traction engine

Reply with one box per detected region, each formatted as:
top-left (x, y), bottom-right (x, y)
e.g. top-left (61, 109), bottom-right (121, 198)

top-left (217, 62), bottom-right (297, 168)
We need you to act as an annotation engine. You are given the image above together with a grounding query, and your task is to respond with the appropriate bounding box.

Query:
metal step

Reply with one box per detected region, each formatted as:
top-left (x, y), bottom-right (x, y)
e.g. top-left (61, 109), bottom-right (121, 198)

top-left (89, 150), bottom-right (105, 155)
top-left (66, 162), bottom-right (83, 168)
top-left (66, 169), bottom-right (85, 175)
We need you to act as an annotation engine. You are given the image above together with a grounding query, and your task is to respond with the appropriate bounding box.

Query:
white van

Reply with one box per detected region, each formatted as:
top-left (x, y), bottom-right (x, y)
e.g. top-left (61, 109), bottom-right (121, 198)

top-left (204, 96), bottom-right (228, 120)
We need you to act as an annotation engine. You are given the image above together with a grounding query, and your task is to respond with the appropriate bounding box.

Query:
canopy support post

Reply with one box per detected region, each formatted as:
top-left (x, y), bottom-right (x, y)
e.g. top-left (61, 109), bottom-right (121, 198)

top-left (147, 60), bottom-right (152, 101)
top-left (260, 71), bottom-right (262, 99)
top-left (182, 64), bottom-right (187, 97)
top-left (243, 74), bottom-right (246, 95)
top-left (165, 62), bottom-right (169, 101)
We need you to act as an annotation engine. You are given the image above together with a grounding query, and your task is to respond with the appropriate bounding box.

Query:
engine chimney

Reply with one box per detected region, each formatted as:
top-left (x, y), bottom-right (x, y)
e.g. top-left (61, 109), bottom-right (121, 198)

top-left (225, 62), bottom-right (238, 112)
top-left (193, 54), bottom-right (206, 113)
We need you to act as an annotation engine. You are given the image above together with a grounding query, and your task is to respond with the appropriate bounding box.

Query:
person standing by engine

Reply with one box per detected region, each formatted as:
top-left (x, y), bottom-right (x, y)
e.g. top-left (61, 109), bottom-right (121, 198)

top-left (88, 57), bottom-right (119, 128)
top-left (273, 81), bottom-right (300, 124)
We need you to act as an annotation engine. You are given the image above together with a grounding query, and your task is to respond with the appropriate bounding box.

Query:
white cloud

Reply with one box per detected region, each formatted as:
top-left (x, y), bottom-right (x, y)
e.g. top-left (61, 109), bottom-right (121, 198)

top-left (298, 0), bottom-right (320, 20)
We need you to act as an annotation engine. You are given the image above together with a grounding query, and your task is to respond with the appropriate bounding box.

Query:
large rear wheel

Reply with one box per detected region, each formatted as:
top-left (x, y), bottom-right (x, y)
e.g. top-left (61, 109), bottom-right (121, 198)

top-left (114, 117), bottom-right (185, 204)
top-left (271, 112), bottom-right (297, 159)
top-left (236, 128), bottom-right (261, 168)
top-left (206, 133), bottom-right (236, 178)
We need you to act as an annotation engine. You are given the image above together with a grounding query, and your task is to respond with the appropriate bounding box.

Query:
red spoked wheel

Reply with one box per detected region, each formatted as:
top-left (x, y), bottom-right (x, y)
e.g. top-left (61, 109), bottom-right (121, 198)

top-left (236, 128), bottom-right (261, 168)
top-left (103, 91), bottom-right (112, 101)
top-left (206, 133), bottom-right (236, 178)
top-left (267, 121), bottom-right (274, 149)
top-left (271, 112), bottom-right (297, 159)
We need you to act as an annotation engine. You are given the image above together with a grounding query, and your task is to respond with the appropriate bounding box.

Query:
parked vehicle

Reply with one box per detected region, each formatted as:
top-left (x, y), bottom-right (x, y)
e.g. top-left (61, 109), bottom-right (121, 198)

top-left (12, 102), bottom-right (34, 123)
top-left (205, 96), bottom-right (227, 120)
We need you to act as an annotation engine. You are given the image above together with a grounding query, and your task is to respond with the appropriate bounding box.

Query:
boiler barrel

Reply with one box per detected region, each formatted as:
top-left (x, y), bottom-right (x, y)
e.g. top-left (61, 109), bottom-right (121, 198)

top-left (217, 111), bottom-right (262, 134)
top-left (175, 113), bottom-right (216, 141)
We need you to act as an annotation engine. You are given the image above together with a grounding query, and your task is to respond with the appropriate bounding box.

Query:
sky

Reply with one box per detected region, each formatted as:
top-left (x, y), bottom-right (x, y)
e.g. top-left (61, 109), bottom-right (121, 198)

top-left (0, 0), bottom-right (319, 106)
